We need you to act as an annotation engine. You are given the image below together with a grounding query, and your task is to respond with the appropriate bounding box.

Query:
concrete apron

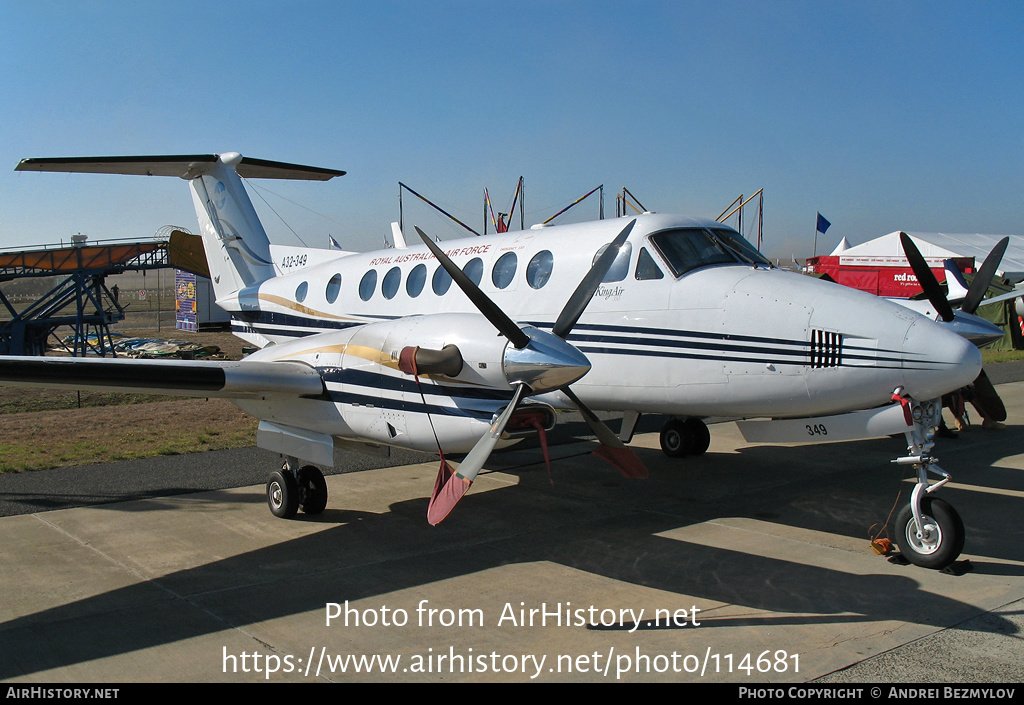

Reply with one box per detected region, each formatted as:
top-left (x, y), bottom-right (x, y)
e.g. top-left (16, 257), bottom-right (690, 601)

top-left (2, 383), bottom-right (1023, 683)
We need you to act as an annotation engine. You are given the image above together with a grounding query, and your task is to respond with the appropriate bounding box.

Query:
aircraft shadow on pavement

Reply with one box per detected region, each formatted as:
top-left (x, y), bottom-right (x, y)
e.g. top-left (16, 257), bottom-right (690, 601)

top-left (1, 423), bottom-right (1021, 679)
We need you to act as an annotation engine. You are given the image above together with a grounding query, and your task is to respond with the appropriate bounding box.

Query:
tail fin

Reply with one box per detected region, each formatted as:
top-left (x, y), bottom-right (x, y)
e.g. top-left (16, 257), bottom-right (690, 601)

top-left (15, 153), bottom-right (344, 300)
top-left (943, 258), bottom-right (971, 304)
top-left (188, 153), bottom-right (276, 297)
top-left (390, 221), bottom-right (408, 249)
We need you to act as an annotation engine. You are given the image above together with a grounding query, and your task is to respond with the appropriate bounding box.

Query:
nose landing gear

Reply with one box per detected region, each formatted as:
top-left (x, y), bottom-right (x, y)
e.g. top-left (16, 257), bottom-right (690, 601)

top-left (889, 389), bottom-right (965, 569)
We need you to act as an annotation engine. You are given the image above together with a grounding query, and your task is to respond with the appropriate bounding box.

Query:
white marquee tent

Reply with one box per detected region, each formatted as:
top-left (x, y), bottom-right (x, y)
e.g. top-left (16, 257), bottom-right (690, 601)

top-left (837, 232), bottom-right (1024, 282)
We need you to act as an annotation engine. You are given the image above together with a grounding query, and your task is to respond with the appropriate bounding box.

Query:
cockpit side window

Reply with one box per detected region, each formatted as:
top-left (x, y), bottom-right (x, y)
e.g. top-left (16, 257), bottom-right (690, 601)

top-left (635, 247), bottom-right (664, 280)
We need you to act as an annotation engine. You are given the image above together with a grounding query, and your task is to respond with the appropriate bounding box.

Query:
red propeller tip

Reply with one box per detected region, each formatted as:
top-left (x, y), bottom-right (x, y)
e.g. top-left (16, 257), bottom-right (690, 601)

top-left (593, 444), bottom-right (648, 479)
top-left (427, 460), bottom-right (472, 525)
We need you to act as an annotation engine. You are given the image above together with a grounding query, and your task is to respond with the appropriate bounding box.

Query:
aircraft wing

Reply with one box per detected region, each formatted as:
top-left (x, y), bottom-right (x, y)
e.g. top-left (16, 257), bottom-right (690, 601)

top-left (0, 356), bottom-right (324, 399)
top-left (973, 287), bottom-right (1024, 308)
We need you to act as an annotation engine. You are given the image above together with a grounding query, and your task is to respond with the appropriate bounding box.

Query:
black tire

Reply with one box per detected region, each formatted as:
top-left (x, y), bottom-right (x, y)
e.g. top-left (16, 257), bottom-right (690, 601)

top-left (660, 418), bottom-right (693, 458)
top-left (297, 465), bottom-right (328, 515)
top-left (267, 470), bottom-right (299, 519)
top-left (894, 497), bottom-right (964, 569)
top-left (685, 418), bottom-right (711, 456)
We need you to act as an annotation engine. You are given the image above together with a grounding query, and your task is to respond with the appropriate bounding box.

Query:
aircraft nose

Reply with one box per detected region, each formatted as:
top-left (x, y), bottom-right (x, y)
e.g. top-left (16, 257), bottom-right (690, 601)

top-left (901, 317), bottom-right (982, 400)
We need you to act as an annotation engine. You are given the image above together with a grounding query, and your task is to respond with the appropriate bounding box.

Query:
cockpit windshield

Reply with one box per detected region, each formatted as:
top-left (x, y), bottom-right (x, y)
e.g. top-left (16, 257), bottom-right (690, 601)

top-left (649, 227), bottom-right (771, 277)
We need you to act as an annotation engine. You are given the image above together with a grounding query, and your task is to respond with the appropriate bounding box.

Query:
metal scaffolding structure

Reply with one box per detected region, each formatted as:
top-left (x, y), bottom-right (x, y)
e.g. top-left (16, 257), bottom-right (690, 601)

top-left (0, 238), bottom-right (169, 356)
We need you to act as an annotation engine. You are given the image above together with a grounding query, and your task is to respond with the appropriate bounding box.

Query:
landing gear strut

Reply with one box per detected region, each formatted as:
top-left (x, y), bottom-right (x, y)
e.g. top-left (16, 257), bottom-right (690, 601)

top-left (659, 417), bottom-right (710, 458)
top-left (267, 458), bottom-right (328, 519)
top-left (890, 389), bottom-right (964, 569)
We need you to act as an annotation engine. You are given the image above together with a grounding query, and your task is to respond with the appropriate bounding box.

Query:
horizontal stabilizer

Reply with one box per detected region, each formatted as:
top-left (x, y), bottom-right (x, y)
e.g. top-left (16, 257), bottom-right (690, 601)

top-left (0, 356), bottom-right (325, 399)
top-left (16, 154), bottom-right (345, 181)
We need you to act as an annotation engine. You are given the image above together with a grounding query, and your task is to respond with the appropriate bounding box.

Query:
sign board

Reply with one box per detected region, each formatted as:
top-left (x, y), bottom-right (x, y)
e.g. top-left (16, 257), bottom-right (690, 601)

top-left (175, 270), bottom-right (198, 331)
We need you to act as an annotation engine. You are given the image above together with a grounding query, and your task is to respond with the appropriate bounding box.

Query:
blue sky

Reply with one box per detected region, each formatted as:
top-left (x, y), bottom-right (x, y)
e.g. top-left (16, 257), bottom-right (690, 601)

top-left (1, 1), bottom-right (1021, 260)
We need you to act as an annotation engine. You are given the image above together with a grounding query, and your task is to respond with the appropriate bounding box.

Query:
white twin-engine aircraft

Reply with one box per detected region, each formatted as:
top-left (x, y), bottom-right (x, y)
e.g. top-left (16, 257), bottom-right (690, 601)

top-left (9, 152), bottom-right (999, 570)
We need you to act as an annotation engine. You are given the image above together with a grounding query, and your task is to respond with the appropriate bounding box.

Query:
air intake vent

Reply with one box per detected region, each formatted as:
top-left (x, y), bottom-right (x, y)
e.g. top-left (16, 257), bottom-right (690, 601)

top-left (810, 330), bottom-right (843, 368)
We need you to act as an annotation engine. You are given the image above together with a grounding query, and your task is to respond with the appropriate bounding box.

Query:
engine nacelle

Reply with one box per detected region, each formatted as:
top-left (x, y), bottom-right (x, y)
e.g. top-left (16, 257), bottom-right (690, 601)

top-left (341, 312), bottom-right (591, 394)
top-left (364, 312), bottom-right (514, 390)
top-left (243, 312), bottom-right (581, 455)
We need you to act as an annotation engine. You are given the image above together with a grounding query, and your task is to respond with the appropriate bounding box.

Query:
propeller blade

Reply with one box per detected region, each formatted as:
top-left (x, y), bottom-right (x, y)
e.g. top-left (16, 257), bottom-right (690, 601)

top-left (427, 383), bottom-right (526, 525)
top-left (416, 226), bottom-right (530, 349)
top-left (900, 232), bottom-right (956, 323)
top-left (961, 237), bottom-right (1009, 314)
top-left (552, 219), bottom-right (637, 340)
top-left (418, 219), bottom-right (647, 524)
top-left (972, 367), bottom-right (1007, 422)
top-left (561, 387), bottom-right (648, 479)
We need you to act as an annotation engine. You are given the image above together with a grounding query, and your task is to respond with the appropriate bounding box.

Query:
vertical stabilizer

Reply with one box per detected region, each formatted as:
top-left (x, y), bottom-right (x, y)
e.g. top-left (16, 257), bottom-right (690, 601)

top-left (189, 153), bottom-right (276, 298)
top-left (943, 258), bottom-right (971, 303)
top-left (390, 222), bottom-right (408, 249)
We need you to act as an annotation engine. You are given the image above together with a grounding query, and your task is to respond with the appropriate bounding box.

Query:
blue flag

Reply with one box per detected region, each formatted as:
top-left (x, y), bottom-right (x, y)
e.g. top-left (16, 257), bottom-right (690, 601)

top-left (816, 213), bottom-right (831, 234)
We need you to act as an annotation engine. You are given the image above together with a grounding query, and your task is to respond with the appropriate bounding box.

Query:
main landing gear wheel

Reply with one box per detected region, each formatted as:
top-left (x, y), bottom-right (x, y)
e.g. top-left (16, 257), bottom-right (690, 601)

top-left (894, 497), bottom-right (964, 570)
top-left (685, 418), bottom-right (710, 455)
top-left (660, 419), bottom-right (691, 457)
top-left (297, 465), bottom-right (328, 515)
top-left (659, 418), bottom-right (710, 458)
top-left (267, 469), bottom-right (299, 519)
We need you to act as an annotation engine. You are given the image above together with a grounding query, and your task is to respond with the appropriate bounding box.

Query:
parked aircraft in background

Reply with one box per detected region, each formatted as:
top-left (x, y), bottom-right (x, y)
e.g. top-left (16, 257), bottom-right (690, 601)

top-left (891, 232), bottom-right (1013, 347)
top-left (5, 153), bottom-right (998, 569)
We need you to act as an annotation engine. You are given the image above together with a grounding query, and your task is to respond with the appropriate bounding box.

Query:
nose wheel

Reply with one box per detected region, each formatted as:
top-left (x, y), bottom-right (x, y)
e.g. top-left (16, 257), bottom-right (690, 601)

top-left (894, 496), bottom-right (964, 569)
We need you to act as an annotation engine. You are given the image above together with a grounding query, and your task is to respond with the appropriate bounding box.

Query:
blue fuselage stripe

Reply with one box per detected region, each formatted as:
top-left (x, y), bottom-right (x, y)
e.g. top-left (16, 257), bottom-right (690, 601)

top-left (232, 313), bottom-right (921, 369)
